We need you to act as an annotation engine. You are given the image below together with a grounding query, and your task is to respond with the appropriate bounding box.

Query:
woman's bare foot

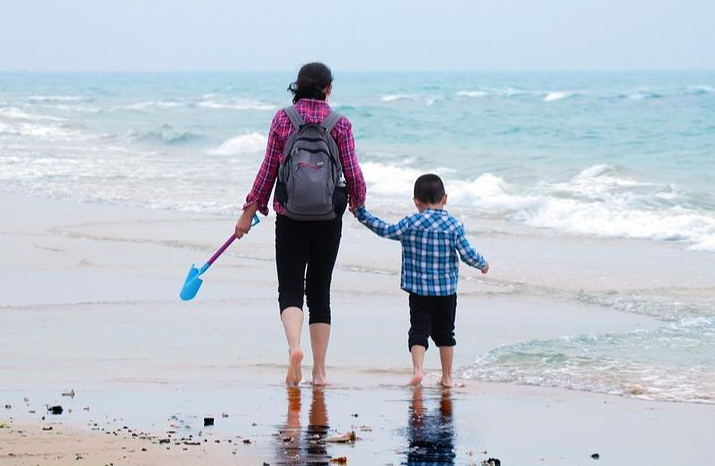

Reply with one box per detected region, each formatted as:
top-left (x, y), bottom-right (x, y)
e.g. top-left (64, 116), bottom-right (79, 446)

top-left (312, 370), bottom-right (328, 387)
top-left (439, 375), bottom-right (454, 388)
top-left (286, 348), bottom-right (304, 386)
top-left (408, 371), bottom-right (424, 386)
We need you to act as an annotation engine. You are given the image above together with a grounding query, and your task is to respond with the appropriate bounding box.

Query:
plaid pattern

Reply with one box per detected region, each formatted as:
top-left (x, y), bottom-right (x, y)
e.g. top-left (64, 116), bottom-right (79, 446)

top-left (244, 99), bottom-right (366, 216)
top-left (355, 207), bottom-right (487, 296)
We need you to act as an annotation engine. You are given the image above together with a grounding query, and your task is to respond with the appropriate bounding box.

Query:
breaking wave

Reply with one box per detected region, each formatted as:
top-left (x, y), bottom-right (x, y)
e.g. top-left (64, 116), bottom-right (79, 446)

top-left (362, 162), bottom-right (715, 251)
top-left (461, 317), bottom-right (715, 404)
top-left (209, 132), bottom-right (267, 155)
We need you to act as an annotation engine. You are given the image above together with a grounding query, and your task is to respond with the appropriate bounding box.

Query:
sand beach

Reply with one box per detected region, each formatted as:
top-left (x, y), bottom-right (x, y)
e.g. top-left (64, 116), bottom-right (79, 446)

top-left (2, 191), bottom-right (715, 465)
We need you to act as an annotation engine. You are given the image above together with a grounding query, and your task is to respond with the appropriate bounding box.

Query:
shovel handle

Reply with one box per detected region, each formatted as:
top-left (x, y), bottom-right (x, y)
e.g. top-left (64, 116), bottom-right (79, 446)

top-left (205, 214), bottom-right (261, 268)
top-left (206, 235), bottom-right (236, 267)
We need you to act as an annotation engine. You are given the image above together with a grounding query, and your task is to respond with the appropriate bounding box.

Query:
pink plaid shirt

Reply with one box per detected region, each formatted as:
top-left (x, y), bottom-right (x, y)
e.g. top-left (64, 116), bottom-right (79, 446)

top-left (244, 99), bottom-right (367, 216)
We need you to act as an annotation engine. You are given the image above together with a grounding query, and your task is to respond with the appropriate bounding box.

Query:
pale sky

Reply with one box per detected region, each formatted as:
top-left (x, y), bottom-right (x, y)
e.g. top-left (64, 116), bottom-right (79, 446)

top-left (1, 0), bottom-right (714, 72)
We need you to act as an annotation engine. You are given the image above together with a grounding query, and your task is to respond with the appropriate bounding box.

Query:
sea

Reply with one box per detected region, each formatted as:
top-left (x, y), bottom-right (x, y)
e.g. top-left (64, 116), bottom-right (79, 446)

top-left (1, 70), bottom-right (714, 403)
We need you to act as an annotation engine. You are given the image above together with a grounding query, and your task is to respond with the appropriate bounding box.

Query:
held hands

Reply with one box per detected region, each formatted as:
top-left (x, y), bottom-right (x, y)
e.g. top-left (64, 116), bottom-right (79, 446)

top-left (349, 203), bottom-right (364, 215)
top-left (481, 261), bottom-right (489, 274)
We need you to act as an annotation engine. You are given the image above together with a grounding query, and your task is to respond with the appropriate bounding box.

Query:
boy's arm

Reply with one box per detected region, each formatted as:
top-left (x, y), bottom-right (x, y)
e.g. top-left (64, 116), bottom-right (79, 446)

top-left (354, 206), bottom-right (411, 241)
top-left (455, 224), bottom-right (488, 271)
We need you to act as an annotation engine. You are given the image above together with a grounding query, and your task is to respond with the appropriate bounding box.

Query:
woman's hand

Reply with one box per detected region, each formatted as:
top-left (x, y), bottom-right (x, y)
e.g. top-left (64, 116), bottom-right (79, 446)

top-left (349, 203), bottom-right (364, 215)
top-left (235, 205), bottom-right (259, 239)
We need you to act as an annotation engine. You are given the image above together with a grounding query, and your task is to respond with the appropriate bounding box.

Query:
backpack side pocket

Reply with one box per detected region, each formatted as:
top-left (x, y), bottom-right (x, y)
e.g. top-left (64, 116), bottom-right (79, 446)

top-left (333, 184), bottom-right (348, 215)
top-left (275, 180), bottom-right (288, 206)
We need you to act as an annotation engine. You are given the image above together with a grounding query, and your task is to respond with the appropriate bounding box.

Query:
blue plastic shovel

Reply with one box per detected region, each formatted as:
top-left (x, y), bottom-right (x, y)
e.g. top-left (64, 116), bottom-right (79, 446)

top-left (179, 214), bottom-right (260, 301)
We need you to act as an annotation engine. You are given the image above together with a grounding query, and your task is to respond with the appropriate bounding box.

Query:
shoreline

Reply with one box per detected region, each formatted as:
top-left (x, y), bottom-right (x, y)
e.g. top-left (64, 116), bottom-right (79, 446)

top-left (2, 190), bottom-right (715, 465)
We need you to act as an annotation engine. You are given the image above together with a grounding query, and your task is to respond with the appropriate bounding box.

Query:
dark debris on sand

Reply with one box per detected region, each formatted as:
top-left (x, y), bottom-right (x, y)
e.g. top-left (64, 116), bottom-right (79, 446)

top-left (482, 458), bottom-right (501, 466)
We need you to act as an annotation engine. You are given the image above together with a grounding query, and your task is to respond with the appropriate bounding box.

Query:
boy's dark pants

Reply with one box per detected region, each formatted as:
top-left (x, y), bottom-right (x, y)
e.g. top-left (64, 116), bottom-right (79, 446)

top-left (408, 293), bottom-right (457, 350)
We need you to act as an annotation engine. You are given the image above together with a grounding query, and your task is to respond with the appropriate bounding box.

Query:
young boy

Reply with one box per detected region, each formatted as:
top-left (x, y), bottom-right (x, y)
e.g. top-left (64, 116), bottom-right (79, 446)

top-left (354, 174), bottom-right (489, 387)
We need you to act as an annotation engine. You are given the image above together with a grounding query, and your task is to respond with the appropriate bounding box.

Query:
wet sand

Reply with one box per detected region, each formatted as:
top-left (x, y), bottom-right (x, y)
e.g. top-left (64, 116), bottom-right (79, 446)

top-left (2, 192), bottom-right (715, 465)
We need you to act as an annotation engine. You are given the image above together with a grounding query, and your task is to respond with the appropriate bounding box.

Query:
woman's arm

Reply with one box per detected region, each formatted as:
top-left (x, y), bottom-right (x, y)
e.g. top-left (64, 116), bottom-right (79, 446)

top-left (236, 113), bottom-right (284, 238)
top-left (244, 114), bottom-right (284, 215)
top-left (334, 118), bottom-right (367, 210)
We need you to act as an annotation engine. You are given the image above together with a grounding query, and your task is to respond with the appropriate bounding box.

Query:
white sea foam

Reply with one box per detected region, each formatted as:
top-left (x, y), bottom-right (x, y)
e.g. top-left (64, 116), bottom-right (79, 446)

top-left (380, 94), bottom-right (413, 102)
top-left (576, 290), bottom-right (715, 321)
top-left (687, 85), bottom-right (715, 94)
top-left (361, 161), bottom-right (422, 196)
top-left (0, 107), bottom-right (80, 139)
top-left (449, 173), bottom-right (540, 212)
top-left (0, 107), bottom-right (68, 122)
top-left (197, 99), bottom-right (276, 111)
top-left (362, 162), bottom-right (715, 251)
top-left (544, 91), bottom-right (573, 102)
top-left (627, 91), bottom-right (662, 100)
top-left (461, 316), bottom-right (715, 404)
top-left (123, 101), bottom-right (184, 110)
top-left (502, 88), bottom-right (530, 97)
top-left (28, 95), bottom-right (90, 103)
top-left (456, 90), bottom-right (489, 98)
top-left (126, 127), bottom-right (203, 145)
top-left (209, 132), bottom-right (267, 155)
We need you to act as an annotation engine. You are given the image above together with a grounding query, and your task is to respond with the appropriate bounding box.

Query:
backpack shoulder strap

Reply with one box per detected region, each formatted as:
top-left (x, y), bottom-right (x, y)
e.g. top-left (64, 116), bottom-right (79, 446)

top-left (320, 112), bottom-right (343, 133)
top-left (283, 106), bottom-right (304, 130)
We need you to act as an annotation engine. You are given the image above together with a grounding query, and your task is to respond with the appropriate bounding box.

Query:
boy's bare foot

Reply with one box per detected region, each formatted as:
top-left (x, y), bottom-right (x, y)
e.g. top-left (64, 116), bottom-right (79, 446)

top-left (408, 371), bottom-right (424, 386)
top-left (312, 370), bottom-right (328, 387)
top-left (439, 375), bottom-right (454, 388)
top-left (286, 348), bottom-right (304, 386)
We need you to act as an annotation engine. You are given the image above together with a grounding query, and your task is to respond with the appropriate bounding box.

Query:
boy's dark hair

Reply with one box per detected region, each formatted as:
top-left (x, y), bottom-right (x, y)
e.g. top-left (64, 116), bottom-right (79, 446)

top-left (414, 174), bottom-right (446, 204)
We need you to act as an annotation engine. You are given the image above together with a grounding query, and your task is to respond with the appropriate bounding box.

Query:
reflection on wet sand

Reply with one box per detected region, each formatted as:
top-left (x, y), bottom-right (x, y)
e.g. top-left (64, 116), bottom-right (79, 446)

top-left (405, 388), bottom-right (456, 465)
top-left (275, 386), bottom-right (331, 465)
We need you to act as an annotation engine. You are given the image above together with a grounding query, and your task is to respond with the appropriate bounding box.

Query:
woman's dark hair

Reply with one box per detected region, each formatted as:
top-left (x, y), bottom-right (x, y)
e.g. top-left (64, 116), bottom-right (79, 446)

top-left (414, 174), bottom-right (446, 204)
top-left (288, 62), bottom-right (334, 104)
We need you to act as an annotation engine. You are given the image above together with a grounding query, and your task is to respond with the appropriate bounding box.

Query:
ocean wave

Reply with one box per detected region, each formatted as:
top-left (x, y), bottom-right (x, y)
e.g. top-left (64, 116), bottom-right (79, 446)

top-left (380, 94), bottom-right (414, 102)
top-left (687, 85), bottom-right (715, 95)
top-left (543, 91), bottom-right (575, 102)
top-left (122, 100), bottom-right (184, 110)
top-left (197, 99), bottom-right (276, 111)
top-left (28, 95), bottom-right (91, 103)
top-left (456, 90), bottom-right (489, 98)
top-left (0, 106), bottom-right (68, 122)
top-left (209, 132), bottom-right (267, 155)
top-left (626, 91), bottom-right (662, 101)
top-left (498, 166), bottom-right (713, 250)
top-left (0, 107), bottom-right (80, 139)
top-left (4, 123), bottom-right (79, 139)
top-left (363, 162), bottom-right (715, 251)
top-left (126, 125), bottom-right (204, 145)
top-left (361, 161), bottom-right (423, 196)
top-left (461, 317), bottom-right (715, 404)
top-left (576, 289), bottom-right (715, 321)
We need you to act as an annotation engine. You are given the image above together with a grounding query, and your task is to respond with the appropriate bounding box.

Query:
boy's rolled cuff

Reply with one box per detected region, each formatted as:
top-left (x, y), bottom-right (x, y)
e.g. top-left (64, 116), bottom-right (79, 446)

top-left (354, 206), bottom-right (368, 221)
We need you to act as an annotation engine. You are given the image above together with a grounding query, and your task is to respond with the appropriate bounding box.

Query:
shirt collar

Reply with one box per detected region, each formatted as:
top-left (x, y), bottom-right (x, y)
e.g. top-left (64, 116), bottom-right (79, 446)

top-left (295, 98), bottom-right (331, 109)
top-left (422, 208), bottom-right (448, 215)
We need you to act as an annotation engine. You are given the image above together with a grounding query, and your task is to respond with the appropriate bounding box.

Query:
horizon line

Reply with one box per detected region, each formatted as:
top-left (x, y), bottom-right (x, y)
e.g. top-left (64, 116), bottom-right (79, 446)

top-left (1, 68), bottom-right (714, 75)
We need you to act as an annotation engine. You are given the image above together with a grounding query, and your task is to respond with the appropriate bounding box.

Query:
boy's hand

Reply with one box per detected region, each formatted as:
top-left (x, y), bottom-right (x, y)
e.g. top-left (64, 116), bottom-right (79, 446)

top-left (481, 262), bottom-right (489, 274)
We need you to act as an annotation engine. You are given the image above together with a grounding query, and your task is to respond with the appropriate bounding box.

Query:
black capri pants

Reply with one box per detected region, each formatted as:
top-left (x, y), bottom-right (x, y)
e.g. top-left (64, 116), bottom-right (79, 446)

top-left (275, 215), bottom-right (342, 325)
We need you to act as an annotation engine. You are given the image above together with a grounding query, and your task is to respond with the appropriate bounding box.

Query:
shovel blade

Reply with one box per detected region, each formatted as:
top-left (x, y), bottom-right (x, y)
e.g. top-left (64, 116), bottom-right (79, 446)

top-left (180, 265), bottom-right (204, 301)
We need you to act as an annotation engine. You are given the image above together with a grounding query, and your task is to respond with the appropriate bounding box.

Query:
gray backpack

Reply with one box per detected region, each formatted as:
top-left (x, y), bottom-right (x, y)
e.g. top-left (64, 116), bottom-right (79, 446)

top-left (274, 106), bottom-right (348, 221)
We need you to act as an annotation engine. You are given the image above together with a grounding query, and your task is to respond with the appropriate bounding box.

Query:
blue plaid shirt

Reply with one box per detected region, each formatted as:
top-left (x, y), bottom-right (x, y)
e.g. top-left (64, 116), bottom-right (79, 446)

top-left (355, 207), bottom-right (487, 296)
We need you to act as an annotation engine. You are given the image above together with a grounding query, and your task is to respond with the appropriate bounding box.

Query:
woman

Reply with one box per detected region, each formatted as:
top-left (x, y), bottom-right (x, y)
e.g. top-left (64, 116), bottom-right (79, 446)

top-left (235, 63), bottom-right (366, 386)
